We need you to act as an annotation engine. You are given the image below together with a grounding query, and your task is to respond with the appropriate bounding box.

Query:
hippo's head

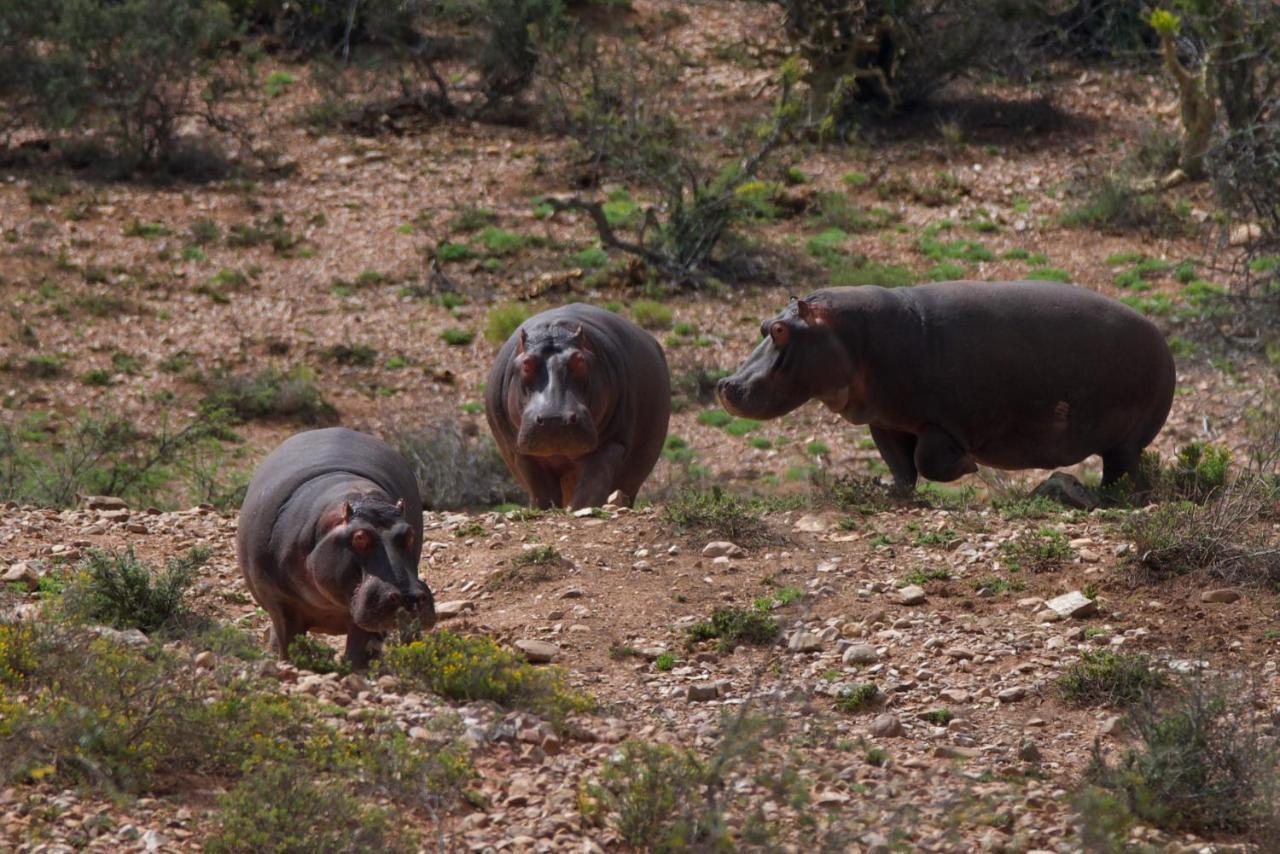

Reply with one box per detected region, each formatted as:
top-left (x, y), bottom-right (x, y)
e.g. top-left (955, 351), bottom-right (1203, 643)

top-left (508, 322), bottom-right (603, 458)
top-left (307, 496), bottom-right (436, 634)
top-left (718, 296), bottom-right (853, 420)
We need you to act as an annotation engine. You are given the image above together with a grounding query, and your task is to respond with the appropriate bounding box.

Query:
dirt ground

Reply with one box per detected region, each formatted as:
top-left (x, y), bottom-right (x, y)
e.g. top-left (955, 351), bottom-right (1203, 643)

top-left (2, 1), bottom-right (1278, 851)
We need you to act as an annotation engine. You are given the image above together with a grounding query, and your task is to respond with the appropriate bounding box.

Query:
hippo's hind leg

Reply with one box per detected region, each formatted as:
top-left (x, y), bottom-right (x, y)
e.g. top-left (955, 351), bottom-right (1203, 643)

top-left (913, 425), bottom-right (977, 484)
top-left (1101, 445), bottom-right (1143, 488)
top-left (870, 426), bottom-right (919, 495)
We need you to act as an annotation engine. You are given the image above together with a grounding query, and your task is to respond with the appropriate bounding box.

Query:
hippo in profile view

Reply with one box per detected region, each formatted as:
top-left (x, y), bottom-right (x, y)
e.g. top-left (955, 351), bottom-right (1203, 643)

top-left (718, 281), bottom-right (1175, 492)
top-left (236, 427), bottom-right (435, 669)
top-left (485, 303), bottom-right (671, 509)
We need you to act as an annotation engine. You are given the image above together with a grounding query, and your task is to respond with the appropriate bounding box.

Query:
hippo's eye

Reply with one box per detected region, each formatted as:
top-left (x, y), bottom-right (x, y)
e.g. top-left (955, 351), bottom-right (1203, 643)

top-left (769, 321), bottom-right (790, 348)
top-left (519, 355), bottom-right (539, 383)
top-left (568, 351), bottom-right (588, 379)
top-left (351, 529), bottom-right (373, 553)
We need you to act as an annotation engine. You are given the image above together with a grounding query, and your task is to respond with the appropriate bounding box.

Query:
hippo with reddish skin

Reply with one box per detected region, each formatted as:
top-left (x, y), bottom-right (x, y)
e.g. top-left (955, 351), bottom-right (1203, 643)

top-left (485, 303), bottom-right (670, 509)
top-left (236, 427), bottom-right (435, 670)
top-left (718, 281), bottom-right (1175, 492)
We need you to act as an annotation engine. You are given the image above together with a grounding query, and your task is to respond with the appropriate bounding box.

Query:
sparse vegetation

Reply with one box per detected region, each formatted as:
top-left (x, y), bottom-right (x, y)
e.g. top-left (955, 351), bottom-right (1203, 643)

top-left (666, 485), bottom-right (769, 545)
top-left (61, 547), bottom-right (208, 635)
top-left (396, 421), bottom-right (525, 511)
top-left (834, 682), bottom-right (880, 714)
top-left (199, 367), bottom-right (336, 425)
top-left (687, 606), bottom-right (780, 651)
top-left (1057, 650), bottom-right (1166, 707)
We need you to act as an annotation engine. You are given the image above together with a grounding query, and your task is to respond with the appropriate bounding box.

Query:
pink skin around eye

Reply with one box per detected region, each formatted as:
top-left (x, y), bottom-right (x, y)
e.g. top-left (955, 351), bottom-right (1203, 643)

top-left (351, 529), bottom-right (373, 553)
top-left (520, 355), bottom-right (539, 382)
top-left (569, 351), bottom-right (588, 378)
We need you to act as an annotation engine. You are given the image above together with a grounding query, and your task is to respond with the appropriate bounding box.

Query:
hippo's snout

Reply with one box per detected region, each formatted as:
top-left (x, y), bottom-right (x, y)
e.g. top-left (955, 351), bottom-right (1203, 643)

top-left (352, 574), bottom-right (437, 633)
top-left (516, 406), bottom-right (598, 457)
top-left (717, 376), bottom-right (749, 417)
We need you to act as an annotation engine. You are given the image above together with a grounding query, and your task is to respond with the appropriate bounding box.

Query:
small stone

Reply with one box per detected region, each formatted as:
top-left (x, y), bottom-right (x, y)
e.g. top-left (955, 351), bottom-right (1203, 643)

top-left (1018, 739), bottom-right (1042, 763)
top-left (869, 713), bottom-right (903, 738)
top-left (940, 688), bottom-right (970, 704)
top-left (898, 585), bottom-right (927, 605)
top-left (842, 643), bottom-right (878, 665)
top-left (607, 489), bottom-right (627, 506)
top-left (572, 507), bottom-right (596, 518)
top-left (141, 829), bottom-right (166, 852)
top-left (1200, 588), bottom-right (1241, 604)
top-left (1045, 591), bottom-right (1098, 619)
top-left (434, 599), bottom-right (475, 619)
top-left (1031, 472), bottom-right (1098, 510)
top-left (98, 507), bottom-right (130, 522)
top-left (84, 495), bottom-right (127, 510)
top-left (2, 562), bottom-right (39, 590)
top-left (1229, 222), bottom-right (1262, 246)
top-left (788, 631), bottom-right (823, 653)
top-left (560, 588), bottom-right (585, 599)
top-left (1100, 715), bottom-right (1123, 735)
top-left (194, 651), bottom-right (216, 670)
top-left (945, 647), bottom-right (975, 661)
top-left (794, 514), bottom-right (835, 533)
top-left (514, 639), bottom-right (559, 663)
top-left (687, 683), bottom-right (720, 702)
top-left (997, 686), bottom-right (1027, 702)
top-left (701, 541), bottom-right (745, 559)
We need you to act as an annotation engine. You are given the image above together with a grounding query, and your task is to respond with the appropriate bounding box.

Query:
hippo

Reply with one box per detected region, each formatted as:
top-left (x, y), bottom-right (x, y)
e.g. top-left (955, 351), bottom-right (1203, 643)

top-left (236, 427), bottom-right (435, 669)
top-left (718, 281), bottom-right (1175, 492)
top-left (485, 303), bottom-right (671, 509)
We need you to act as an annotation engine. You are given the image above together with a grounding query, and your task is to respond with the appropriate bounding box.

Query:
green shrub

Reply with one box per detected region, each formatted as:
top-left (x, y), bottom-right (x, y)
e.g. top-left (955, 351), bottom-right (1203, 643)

top-left (61, 547), bottom-right (208, 634)
top-left (199, 367), bottom-right (337, 425)
top-left (686, 606), bottom-right (780, 651)
top-left (1000, 526), bottom-right (1073, 571)
top-left (287, 635), bottom-right (350, 676)
top-left (0, 0), bottom-right (247, 171)
top-left (696, 409), bottom-right (733, 428)
top-left (1086, 683), bottom-right (1280, 839)
top-left (1060, 172), bottom-right (1188, 236)
top-left (395, 421), bottom-right (525, 511)
top-left (580, 741), bottom-right (711, 849)
top-left (665, 486), bottom-right (768, 545)
top-left (834, 682), bottom-right (880, 713)
top-left (485, 303), bottom-right (530, 344)
top-left (1057, 650), bottom-right (1166, 707)
top-left (207, 764), bottom-right (413, 854)
top-left (630, 300), bottom-right (673, 330)
top-left (441, 328), bottom-right (475, 346)
top-left (449, 206), bottom-right (498, 233)
top-left (380, 631), bottom-right (593, 728)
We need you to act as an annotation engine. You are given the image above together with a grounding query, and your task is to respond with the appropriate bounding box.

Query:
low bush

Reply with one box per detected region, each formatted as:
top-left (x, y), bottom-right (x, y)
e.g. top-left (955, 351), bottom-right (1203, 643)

top-left (665, 486), bottom-right (769, 545)
top-left (999, 526), bottom-right (1073, 572)
top-left (61, 547), bottom-right (208, 635)
top-left (380, 630), bottom-right (593, 729)
top-left (686, 606), bottom-right (780, 651)
top-left (1084, 680), bottom-right (1280, 841)
top-left (199, 366), bottom-right (338, 425)
top-left (580, 741), bottom-right (712, 849)
top-left (486, 303), bottom-right (531, 344)
top-left (395, 420), bottom-right (525, 510)
top-left (1060, 172), bottom-right (1188, 236)
top-left (834, 682), bottom-right (880, 714)
top-left (1057, 650), bottom-right (1165, 707)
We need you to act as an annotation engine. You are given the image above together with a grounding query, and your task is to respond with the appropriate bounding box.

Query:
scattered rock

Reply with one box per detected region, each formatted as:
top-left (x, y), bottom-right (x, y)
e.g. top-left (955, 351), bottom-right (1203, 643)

top-left (997, 686), bottom-right (1027, 703)
top-left (1031, 472), bottom-right (1098, 510)
top-left (514, 639), bottom-right (559, 663)
top-left (2, 562), bottom-right (39, 591)
top-left (788, 631), bottom-right (823, 653)
top-left (687, 683), bottom-right (720, 702)
top-left (1200, 588), bottom-right (1241, 604)
top-left (701, 541), bottom-right (745, 559)
top-left (1045, 591), bottom-right (1098, 619)
top-left (842, 643), bottom-right (878, 665)
top-left (434, 599), bottom-right (475, 619)
top-left (1229, 222), bottom-right (1263, 247)
top-left (869, 713), bottom-right (903, 738)
top-left (194, 651), bottom-right (216, 670)
top-left (1017, 740), bottom-right (1042, 763)
top-left (794, 513), bottom-right (836, 533)
top-left (898, 585), bottom-right (927, 606)
top-left (606, 489), bottom-right (628, 506)
top-left (84, 495), bottom-right (127, 510)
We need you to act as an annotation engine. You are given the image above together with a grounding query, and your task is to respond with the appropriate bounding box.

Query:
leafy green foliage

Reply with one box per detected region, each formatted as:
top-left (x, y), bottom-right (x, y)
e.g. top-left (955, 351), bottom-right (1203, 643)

top-left (834, 682), bottom-right (880, 713)
top-left (1057, 651), bottom-right (1166, 707)
top-left (61, 547), bottom-right (208, 634)
top-left (686, 606), bottom-right (780, 651)
top-left (485, 302), bottom-right (531, 344)
top-left (199, 367), bottom-right (336, 425)
top-left (665, 486), bottom-right (770, 545)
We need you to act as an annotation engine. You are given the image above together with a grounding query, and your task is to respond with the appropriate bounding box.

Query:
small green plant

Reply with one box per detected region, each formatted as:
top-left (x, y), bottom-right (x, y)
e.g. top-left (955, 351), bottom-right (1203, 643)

top-left (579, 741), bottom-right (710, 849)
top-left (449, 206), bottom-right (498, 233)
top-left (899, 566), bottom-right (950, 586)
top-left (514, 545), bottom-right (562, 566)
top-left (123, 219), bottom-right (168, 238)
top-left (835, 682), bottom-right (880, 713)
top-left (696, 409), bottom-right (733, 428)
top-left (666, 486), bottom-right (767, 546)
top-left (287, 634), bottom-right (351, 676)
top-left (479, 226), bottom-right (526, 256)
top-left (686, 606), bottom-right (780, 651)
top-left (199, 366), bottom-right (336, 425)
top-left (631, 300), bottom-right (674, 330)
top-left (1057, 650), bottom-right (1165, 707)
top-left (441, 328), bottom-right (475, 346)
top-left (208, 764), bottom-right (412, 853)
top-left (263, 69), bottom-right (295, 97)
top-left (724, 418), bottom-right (762, 437)
top-left (922, 709), bottom-right (954, 726)
top-left (485, 303), bottom-right (530, 344)
top-left (654, 652), bottom-right (676, 671)
top-left (1000, 526), bottom-right (1073, 571)
top-left (1026, 266), bottom-right (1072, 283)
top-left (380, 631), bottom-right (593, 728)
top-left (62, 547), bottom-right (208, 634)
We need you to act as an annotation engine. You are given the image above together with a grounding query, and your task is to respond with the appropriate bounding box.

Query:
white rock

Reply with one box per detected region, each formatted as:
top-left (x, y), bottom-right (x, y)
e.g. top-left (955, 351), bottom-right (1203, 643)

top-left (1200, 588), bottom-right (1241, 604)
top-left (788, 631), bottom-right (823, 653)
top-left (842, 643), bottom-right (878, 665)
top-left (869, 713), bottom-right (903, 737)
top-left (2, 562), bottom-right (39, 590)
top-left (514, 639), bottom-right (559, 663)
top-left (1045, 591), bottom-right (1098, 619)
top-left (702, 541), bottom-right (745, 559)
top-left (898, 585), bottom-right (927, 605)
top-left (434, 599), bottom-right (475, 618)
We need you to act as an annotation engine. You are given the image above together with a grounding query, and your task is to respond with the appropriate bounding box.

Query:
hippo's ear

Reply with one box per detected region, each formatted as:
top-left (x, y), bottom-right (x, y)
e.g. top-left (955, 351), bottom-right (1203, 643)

top-left (342, 501), bottom-right (353, 524)
top-left (516, 328), bottom-right (528, 354)
top-left (395, 498), bottom-right (405, 517)
top-left (795, 299), bottom-right (814, 323)
top-left (573, 324), bottom-right (593, 353)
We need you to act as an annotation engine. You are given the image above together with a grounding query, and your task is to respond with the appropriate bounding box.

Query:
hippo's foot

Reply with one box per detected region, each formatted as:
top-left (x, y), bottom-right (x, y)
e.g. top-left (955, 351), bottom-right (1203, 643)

top-left (344, 628), bottom-right (384, 672)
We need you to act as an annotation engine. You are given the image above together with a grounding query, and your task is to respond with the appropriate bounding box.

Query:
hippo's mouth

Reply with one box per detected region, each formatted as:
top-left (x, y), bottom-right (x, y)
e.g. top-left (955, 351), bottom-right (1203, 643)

top-left (515, 424), bottom-right (598, 458)
top-left (350, 577), bottom-right (437, 634)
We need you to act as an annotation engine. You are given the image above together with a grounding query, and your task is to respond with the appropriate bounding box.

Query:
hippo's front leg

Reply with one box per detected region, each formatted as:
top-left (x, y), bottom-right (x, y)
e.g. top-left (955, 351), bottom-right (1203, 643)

top-left (568, 442), bottom-right (627, 510)
top-left (870, 426), bottom-right (919, 494)
top-left (513, 456), bottom-right (564, 509)
top-left (914, 424), bottom-right (977, 483)
top-left (345, 625), bottom-right (384, 671)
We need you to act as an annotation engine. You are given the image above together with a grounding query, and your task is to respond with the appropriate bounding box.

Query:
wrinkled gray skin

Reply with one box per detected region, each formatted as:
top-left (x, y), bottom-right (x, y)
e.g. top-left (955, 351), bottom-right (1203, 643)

top-left (718, 281), bottom-right (1175, 492)
top-left (236, 428), bottom-right (435, 670)
top-left (485, 303), bottom-right (671, 509)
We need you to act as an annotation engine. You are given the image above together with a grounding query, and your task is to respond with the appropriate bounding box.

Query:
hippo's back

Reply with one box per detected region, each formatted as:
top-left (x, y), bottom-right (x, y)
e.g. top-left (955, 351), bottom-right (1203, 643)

top-left (237, 428), bottom-right (422, 560)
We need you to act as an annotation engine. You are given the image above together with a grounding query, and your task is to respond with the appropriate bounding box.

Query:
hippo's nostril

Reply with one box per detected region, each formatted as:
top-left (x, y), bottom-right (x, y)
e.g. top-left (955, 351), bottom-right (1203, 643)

top-left (569, 413), bottom-right (578, 425)
top-left (386, 591), bottom-right (402, 608)
top-left (535, 415), bottom-right (546, 425)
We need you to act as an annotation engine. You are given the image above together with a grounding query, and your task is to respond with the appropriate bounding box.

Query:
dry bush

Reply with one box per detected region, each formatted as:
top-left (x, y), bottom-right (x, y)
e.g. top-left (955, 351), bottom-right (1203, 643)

top-left (394, 420), bottom-right (524, 511)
